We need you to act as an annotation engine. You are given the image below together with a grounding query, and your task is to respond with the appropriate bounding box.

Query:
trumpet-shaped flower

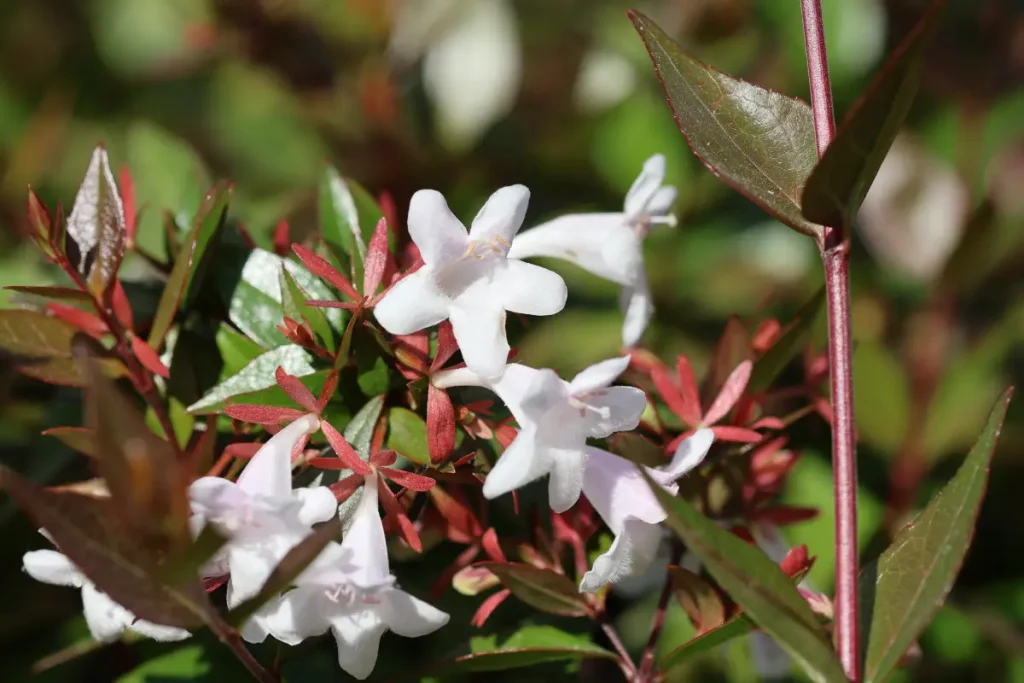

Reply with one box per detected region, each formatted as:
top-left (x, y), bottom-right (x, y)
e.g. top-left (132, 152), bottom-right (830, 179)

top-left (579, 429), bottom-right (714, 593)
top-left (433, 356), bottom-right (646, 512)
top-left (23, 535), bottom-right (190, 643)
top-left (374, 186), bottom-right (568, 379)
top-left (508, 154), bottom-right (677, 347)
top-left (246, 478), bottom-right (449, 679)
top-left (188, 414), bottom-right (338, 604)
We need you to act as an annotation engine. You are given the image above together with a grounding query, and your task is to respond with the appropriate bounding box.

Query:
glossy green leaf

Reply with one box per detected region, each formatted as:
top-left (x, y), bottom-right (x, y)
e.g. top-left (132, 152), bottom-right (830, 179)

top-left (118, 644), bottom-right (213, 682)
top-left (386, 407), bottom-right (430, 465)
top-left (434, 626), bottom-right (617, 674)
top-left (187, 344), bottom-right (316, 414)
top-left (279, 267), bottom-right (335, 352)
top-left (356, 349), bottom-right (390, 396)
top-left (800, 1), bottom-right (944, 228)
top-left (854, 343), bottom-right (910, 455)
top-left (643, 472), bottom-right (846, 683)
top-left (862, 389), bottom-right (1012, 683)
top-left (319, 166), bottom-right (383, 283)
top-left (749, 288), bottom-right (826, 393)
top-left (344, 395), bottom-right (385, 458)
top-left (478, 562), bottom-right (590, 618)
top-left (214, 324), bottom-right (266, 377)
top-left (180, 182), bottom-right (231, 304)
top-left (660, 615), bottom-right (753, 673)
top-left (629, 11), bottom-right (822, 237)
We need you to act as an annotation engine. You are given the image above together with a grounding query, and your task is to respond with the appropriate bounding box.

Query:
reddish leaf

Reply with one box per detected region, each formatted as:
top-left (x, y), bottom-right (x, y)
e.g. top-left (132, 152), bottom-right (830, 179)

top-left (380, 467), bottom-right (435, 492)
top-left (45, 303), bottom-right (107, 339)
top-left (131, 335), bottom-right (170, 378)
top-left (4, 286), bottom-right (91, 302)
top-left (431, 320), bottom-right (458, 371)
top-left (477, 562), bottom-right (590, 618)
top-left (752, 319), bottom-right (782, 353)
top-left (378, 477), bottom-right (422, 552)
top-left (453, 565), bottom-right (501, 596)
top-left (329, 473), bottom-right (363, 502)
top-left (224, 404), bottom-right (305, 425)
top-left (363, 217), bottom-right (390, 296)
top-left (675, 355), bottom-right (704, 425)
top-left (754, 505), bottom-right (820, 526)
top-left (427, 383), bottom-right (456, 464)
top-left (272, 220), bottom-right (290, 257)
top-left (317, 371), bottom-right (338, 412)
top-left (709, 425), bottom-right (763, 443)
top-left (274, 366), bottom-right (319, 413)
top-left (471, 588), bottom-right (511, 628)
top-left (27, 188), bottom-right (52, 244)
top-left (429, 486), bottom-right (482, 542)
top-left (118, 165), bottom-right (137, 246)
top-left (372, 449), bottom-right (398, 467)
top-left (42, 427), bottom-right (97, 458)
top-left (481, 527), bottom-right (506, 562)
top-left (779, 545), bottom-right (813, 578)
top-left (652, 363), bottom-right (699, 426)
top-left (321, 420), bottom-right (372, 475)
top-left (703, 360), bottom-right (752, 425)
top-left (222, 442), bottom-right (262, 460)
top-left (110, 280), bottom-right (134, 330)
top-left (292, 244), bottom-right (360, 301)
top-left (394, 331), bottom-right (430, 378)
top-left (670, 566), bottom-right (727, 635)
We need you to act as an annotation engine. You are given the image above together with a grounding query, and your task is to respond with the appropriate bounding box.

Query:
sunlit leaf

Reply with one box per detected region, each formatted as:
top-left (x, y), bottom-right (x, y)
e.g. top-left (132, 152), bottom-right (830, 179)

top-left (477, 562), bottom-right (590, 618)
top-left (66, 145), bottom-right (126, 296)
top-left (801, 1), bottom-right (944, 228)
top-left (344, 395), bottom-right (385, 458)
top-left (434, 626), bottom-right (616, 674)
top-left (628, 11), bottom-right (822, 238)
top-left (187, 344), bottom-right (316, 414)
top-left (0, 309), bottom-right (122, 386)
top-left (319, 166), bottom-right (383, 283)
top-left (660, 615), bottom-right (753, 673)
top-left (386, 407), bottom-right (430, 465)
top-left (862, 389), bottom-right (1012, 683)
top-left (279, 267), bottom-right (335, 353)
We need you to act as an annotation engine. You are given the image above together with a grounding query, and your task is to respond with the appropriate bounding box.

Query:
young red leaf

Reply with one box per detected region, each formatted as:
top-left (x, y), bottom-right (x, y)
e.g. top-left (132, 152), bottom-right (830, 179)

top-left (471, 588), bottom-right (510, 628)
top-left (272, 220), bottom-right (290, 257)
top-left (224, 404), bottom-right (305, 425)
top-left (42, 426), bottom-right (97, 458)
top-left (45, 303), bottom-right (107, 339)
top-left (317, 370), bottom-right (338, 412)
top-left (110, 280), bottom-right (134, 330)
top-left (27, 188), bottom-right (53, 247)
top-left (431, 320), bottom-right (458, 371)
top-left (378, 477), bottom-right (422, 552)
top-left (363, 217), bottom-right (390, 297)
top-left (291, 243), bottom-right (360, 301)
top-left (380, 467), bottom-right (435, 492)
top-left (652, 363), bottom-right (700, 426)
top-left (320, 420), bottom-right (372, 475)
top-left (703, 360), bottom-right (753, 426)
top-left (130, 334), bottom-right (170, 378)
top-left (222, 442), bottom-right (262, 459)
top-left (274, 366), bottom-right (319, 413)
top-left (329, 473), bottom-right (364, 502)
top-left (118, 165), bottom-right (137, 246)
top-left (427, 383), bottom-right (456, 464)
top-left (429, 486), bottom-right (483, 542)
top-left (709, 425), bottom-right (763, 443)
top-left (481, 527), bottom-right (506, 563)
top-left (675, 355), bottom-right (704, 425)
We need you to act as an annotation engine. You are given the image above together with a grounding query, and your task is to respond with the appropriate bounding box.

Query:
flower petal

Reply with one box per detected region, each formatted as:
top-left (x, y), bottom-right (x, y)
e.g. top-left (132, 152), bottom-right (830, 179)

top-left (381, 589), bottom-right (450, 637)
top-left (449, 301), bottom-right (508, 380)
top-left (581, 386), bottom-right (647, 439)
top-left (568, 356), bottom-right (631, 395)
top-left (579, 517), bottom-right (663, 593)
top-left (624, 154), bottom-right (666, 218)
top-left (582, 447), bottom-right (667, 532)
top-left (129, 618), bottom-right (191, 642)
top-left (546, 446), bottom-right (585, 513)
top-left (330, 608), bottom-right (388, 680)
top-left (23, 549), bottom-right (82, 587)
top-left (620, 272), bottom-right (653, 348)
top-left (236, 415), bottom-right (320, 499)
top-left (647, 186), bottom-right (678, 217)
top-left (374, 269), bottom-right (452, 336)
top-left (651, 428), bottom-right (714, 486)
top-left (407, 190), bottom-right (468, 266)
top-left (255, 586), bottom-right (330, 645)
top-left (293, 486), bottom-right (339, 526)
top-left (187, 477), bottom-right (248, 521)
top-left (509, 213), bottom-right (629, 283)
top-left (482, 430), bottom-right (547, 500)
top-left (494, 259), bottom-right (567, 316)
top-left (519, 368), bottom-right (569, 425)
top-left (340, 478), bottom-right (392, 589)
top-left (468, 184), bottom-right (529, 244)
top-left (81, 583), bottom-right (130, 642)
top-left (599, 226), bottom-right (642, 285)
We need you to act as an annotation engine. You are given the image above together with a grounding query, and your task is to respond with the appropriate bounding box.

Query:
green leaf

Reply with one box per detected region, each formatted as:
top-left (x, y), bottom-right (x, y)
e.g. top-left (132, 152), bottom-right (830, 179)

top-left (862, 388), bottom-right (1012, 683)
top-left (642, 472), bottom-right (847, 683)
top-left (279, 267), bottom-right (335, 352)
top-left (854, 343), bottom-right (910, 455)
top-left (660, 615), bottom-right (753, 673)
top-left (67, 145), bottom-right (126, 297)
top-left (42, 426), bottom-right (97, 458)
top-left (227, 516), bottom-right (342, 627)
top-left (187, 344), bottom-right (316, 414)
top-left (344, 395), bottom-right (385, 458)
top-left (356, 349), bottom-right (390, 396)
top-left (118, 644), bottom-right (212, 682)
top-left (749, 288), bottom-right (825, 393)
top-left (628, 11), bottom-right (822, 238)
top-left (214, 324), bottom-right (266, 377)
top-left (477, 562), bottom-right (590, 618)
top-left (386, 407), bottom-right (430, 465)
top-left (436, 625), bottom-right (616, 674)
top-left (0, 309), bottom-right (121, 387)
top-left (937, 200), bottom-right (999, 294)
top-left (800, 1), bottom-right (944, 228)
top-left (319, 166), bottom-right (383, 282)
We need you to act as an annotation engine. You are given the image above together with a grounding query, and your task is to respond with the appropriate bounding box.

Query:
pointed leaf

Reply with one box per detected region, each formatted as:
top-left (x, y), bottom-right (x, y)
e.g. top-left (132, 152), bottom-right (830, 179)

top-left (434, 626), bottom-right (616, 674)
top-left (0, 309), bottom-right (118, 386)
top-left (670, 566), bottom-right (727, 634)
top-left (703, 360), bottom-right (752, 426)
top-left (660, 615), bottom-right (754, 672)
top-left (42, 426), bottom-right (97, 458)
top-left (279, 267), bottom-right (336, 353)
top-left (4, 286), bottom-right (93, 302)
top-left (642, 470), bottom-right (846, 683)
top-left (345, 395), bottom-right (385, 458)
top-left (180, 182), bottom-right (231, 304)
top-left (363, 217), bottom-right (391, 296)
top-left (386, 407), bottom-right (431, 465)
top-left (749, 288), bottom-right (826, 393)
top-left (319, 166), bottom-right (383, 283)
top-left (67, 146), bottom-right (126, 296)
top-left (629, 11), bottom-right (821, 237)
top-left (477, 562), bottom-right (590, 618)
top-left (801, 2), bottom-right (944, 228)
top-left (187, 344), bottom-right (316, 414)
top-left (862, 388), bottom-right (1012, 683)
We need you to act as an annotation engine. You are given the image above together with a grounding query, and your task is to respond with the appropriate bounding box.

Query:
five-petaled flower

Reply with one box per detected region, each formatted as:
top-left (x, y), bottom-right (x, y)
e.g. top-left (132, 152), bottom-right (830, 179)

top-left (374, 186), bottom-right (568, 380)
top-left (509, 154), bottom-right (677, 347)
top-left (579, 428), bottom-right (714, 593)
top-left (433, 355), bottom-right (646, 512)
top-left (244, 475), bottom-right (449, 680)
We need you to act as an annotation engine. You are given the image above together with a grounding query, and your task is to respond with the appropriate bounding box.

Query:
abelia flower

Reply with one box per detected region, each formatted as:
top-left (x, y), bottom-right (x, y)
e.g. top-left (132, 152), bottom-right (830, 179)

top-left (374, 186), bottom-right (568, 379)
top-left (433, 355), bottom-right (646, 512)
top-left (245, 476), bottom-right (449, 680)
top-left (188, 415), bottom-right (339, 604)
top-left (508, 154), bottom-right (677, 347)
top-left (579, 428), bottom-right (714, 593)
top-left (23, 534), bottom-right (190, 643)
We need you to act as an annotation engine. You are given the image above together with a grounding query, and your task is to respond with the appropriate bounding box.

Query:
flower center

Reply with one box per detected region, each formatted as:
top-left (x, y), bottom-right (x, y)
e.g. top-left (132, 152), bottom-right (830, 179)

top-left (567, 392), bottom-right (611, 420)
top-left (630, 212), bottom-right (677, 238)
top-left (324, 577), bottom-right (394, 607)
top-left (433, 237), bottom-right (510, 299)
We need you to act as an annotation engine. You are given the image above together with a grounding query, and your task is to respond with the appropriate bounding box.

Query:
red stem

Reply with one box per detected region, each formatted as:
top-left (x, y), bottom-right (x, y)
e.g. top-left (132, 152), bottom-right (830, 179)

top-left (598, 616), bottom-right (638, 681)
top-left (801, 1), bottom-right (860, 680)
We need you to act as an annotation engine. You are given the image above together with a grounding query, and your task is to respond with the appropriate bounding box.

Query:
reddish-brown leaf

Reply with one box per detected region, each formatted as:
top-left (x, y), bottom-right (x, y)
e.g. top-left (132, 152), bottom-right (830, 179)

top-left (363, 217), bottom-right (391, 297)
top-left (380, 467), bottom-right (435, 492)
top-left (274, 366), bottom-right (319, 413)
top-left (292, 243), bottom-right (360, 301)
top-left (378, 477), bottom-right (422, 552)
top-left (224, 404), bottom-right (305, 425)
top-left (432, 321), bottom-right (459, 370)
top-left (703, 360), bottom-right (752, 426)
top-left (131, 335), bottom-right (170, 378)
top-left (471, 588), bottom-right (511, 628)
top-left (272, 220), bottom-right (290, 257)
top-left (42, 426), bottom-right (97, 458)
top-left (45, 303), bottom-right (107, 339)
top-left (118, 165), bottom-right (137, 246)
top-left (427, 384), bottom-right (456, 464)
top-left (320, 420), bottom-right (372, 475)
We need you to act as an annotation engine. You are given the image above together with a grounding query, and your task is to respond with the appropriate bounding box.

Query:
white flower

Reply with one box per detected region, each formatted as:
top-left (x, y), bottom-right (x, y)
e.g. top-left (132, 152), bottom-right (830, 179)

top-left (374, 186), bottom-right (567, 380)
top-left (434, 356), bottom-right (647, 512)
top-left (188, 414), bottom-right (338, 605)
top-left (579, 429), bottom-right (714, 593)
top-left (508, 154), bottom-right (677, 347)
top-left (245, 476), bottom-right (449, 680)
top-left (23, 537), bottom-right (190, 643)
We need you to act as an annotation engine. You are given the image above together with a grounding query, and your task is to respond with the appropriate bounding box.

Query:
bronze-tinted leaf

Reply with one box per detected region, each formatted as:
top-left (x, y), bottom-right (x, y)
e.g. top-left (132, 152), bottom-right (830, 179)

top-left (477, 562), bottom-right (590, 618)
top-left (66, 146), bottom-right (126, 297)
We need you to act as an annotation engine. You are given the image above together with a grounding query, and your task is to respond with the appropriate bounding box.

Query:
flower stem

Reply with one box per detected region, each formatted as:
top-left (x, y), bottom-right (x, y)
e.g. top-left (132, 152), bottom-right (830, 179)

top-left (598, 613), bottom-right (638, 681)
top-left (800, 1), bottom-right (860, 680)
top-left (638, 542), bottom-right (681, 679)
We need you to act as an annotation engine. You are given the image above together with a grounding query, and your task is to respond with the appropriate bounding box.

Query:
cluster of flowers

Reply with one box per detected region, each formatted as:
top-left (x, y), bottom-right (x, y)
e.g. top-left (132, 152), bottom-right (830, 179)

top-left (23, 155), bottom-right (716, 679)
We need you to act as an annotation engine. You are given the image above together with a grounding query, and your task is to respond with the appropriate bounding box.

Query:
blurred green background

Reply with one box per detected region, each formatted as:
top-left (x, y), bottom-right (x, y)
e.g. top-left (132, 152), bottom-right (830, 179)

top-left (0, 0), bottom-right (1022, 680)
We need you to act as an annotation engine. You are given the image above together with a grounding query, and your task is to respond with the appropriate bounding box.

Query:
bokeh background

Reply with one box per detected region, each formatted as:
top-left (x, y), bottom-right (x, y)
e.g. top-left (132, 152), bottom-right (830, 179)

top-left (0, 0), bottom-right (1022, 680)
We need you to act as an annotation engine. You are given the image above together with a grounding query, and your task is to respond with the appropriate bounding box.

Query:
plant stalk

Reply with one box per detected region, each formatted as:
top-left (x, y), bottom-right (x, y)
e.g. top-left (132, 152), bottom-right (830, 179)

top-left (800, 1), bottom-right (860, 680)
